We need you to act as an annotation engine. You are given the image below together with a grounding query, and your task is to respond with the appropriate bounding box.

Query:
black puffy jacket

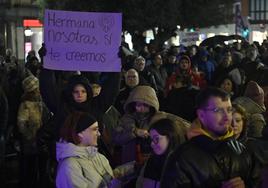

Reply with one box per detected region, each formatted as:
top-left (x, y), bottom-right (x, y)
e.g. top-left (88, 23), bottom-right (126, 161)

top-left (160, 135), bottom-right (258, 188)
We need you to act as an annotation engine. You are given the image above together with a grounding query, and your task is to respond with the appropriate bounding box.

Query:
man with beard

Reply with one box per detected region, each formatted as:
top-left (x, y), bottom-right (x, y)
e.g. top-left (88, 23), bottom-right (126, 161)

top-left (161, 87), bottom-right (258, 188)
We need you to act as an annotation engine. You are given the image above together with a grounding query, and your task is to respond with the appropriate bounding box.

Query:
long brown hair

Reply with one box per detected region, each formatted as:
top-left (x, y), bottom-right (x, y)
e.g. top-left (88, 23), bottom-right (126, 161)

top-left (59, 111), bottom-right (85, 144)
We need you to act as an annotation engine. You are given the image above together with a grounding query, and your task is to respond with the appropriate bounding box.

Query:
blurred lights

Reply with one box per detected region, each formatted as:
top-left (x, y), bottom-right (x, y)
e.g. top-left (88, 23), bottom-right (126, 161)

top-left (24, 27), bottom-right (33, 36)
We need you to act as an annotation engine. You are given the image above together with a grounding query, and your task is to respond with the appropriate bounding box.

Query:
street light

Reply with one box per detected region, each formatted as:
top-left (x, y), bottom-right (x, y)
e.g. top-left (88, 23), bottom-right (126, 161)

top-left (24, 27), bottom-right (33, 36)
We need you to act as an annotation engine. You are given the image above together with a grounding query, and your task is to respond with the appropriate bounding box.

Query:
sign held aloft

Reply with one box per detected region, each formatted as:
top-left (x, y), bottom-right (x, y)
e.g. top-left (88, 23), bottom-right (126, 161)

top-left (44, 9), bottom-right (122, 72)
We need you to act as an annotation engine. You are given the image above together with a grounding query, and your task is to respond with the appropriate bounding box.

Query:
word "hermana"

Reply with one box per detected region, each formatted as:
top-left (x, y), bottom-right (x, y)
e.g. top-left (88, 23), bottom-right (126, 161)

top-left (47, 12), bottom-right (95, 29)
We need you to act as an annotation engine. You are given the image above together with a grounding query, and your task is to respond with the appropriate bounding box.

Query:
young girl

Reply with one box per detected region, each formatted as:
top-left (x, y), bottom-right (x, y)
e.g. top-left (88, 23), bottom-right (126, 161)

top-left (136, 118), bottom-right (182, 188)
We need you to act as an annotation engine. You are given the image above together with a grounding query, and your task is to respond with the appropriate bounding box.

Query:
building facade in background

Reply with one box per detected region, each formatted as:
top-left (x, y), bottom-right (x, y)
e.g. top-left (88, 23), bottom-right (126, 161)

top-left (0, 0), bottom-right (43, 61)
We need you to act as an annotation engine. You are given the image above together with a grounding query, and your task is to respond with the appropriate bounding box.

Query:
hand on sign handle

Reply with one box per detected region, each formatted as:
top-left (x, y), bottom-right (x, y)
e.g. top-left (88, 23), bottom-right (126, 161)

top-left (117, 45), bottom-right (124, 58)
top-left (38, 43), bottom-right (47, 65)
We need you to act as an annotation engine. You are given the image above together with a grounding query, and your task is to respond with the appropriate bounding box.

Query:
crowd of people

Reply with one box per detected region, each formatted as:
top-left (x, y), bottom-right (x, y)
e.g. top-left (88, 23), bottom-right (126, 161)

top-left (0, 38), bottom-right (268, 188)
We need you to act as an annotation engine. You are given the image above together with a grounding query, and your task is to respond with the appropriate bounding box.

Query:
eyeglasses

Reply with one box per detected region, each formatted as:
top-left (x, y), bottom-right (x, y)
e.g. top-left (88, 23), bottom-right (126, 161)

top-left (202, 107), bottom-right (234, 114)
top-left (150, 136), bottom-right (165, 144)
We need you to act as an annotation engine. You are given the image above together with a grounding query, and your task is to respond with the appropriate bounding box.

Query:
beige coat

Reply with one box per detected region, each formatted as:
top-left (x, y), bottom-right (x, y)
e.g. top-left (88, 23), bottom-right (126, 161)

top-left (113, 86), bottom-right (190, 163)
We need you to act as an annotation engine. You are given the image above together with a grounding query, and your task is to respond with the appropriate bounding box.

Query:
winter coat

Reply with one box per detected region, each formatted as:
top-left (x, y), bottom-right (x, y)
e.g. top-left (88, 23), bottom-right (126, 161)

top-left (234, 96), bottom-right (266, 138)
top-left (165, 86), bottom-right (199, 122)
top-left (146, 64), bottom-right (168, 95)
top-left (113, 86), bottom-right (190, 163)
top-left (136, 153), bottom-right (168, 188)
top-left (239, 57), bottom-right (265, 83)
top-left (41, 70), bottom-right (120, 139)
top-left (56, 142), bottom-right (114, 188)
top-left (197, 60), bottom-right (215, 83)
top-left (165, 59), bottom-right (206, 95)
top-left (17, 94), bottom-right (50, 154)
top-left (160, 120), bottom-right (258, 188)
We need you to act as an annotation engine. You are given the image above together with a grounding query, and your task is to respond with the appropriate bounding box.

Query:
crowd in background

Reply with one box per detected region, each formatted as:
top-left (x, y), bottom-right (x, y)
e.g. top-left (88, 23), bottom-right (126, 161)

top-left (0, 38), bottom-right (268, 187)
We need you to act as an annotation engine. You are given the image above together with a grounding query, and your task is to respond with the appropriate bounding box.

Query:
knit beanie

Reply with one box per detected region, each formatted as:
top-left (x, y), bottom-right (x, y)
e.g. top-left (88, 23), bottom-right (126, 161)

top-left (244, 81), bottom-right (265, 109)
top-left (76, 113), bottom-right (97, 133)
top-left (22, 75), bottom-right (39, 93)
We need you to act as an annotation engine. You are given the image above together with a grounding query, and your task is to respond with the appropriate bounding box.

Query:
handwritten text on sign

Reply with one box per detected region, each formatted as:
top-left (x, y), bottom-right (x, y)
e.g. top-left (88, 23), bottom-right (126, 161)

top-left (44, 9), bottom-right (122, 72)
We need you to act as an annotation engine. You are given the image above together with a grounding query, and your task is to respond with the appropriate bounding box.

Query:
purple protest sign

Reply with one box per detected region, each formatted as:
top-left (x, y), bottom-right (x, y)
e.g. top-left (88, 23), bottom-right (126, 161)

top-left (44, 9), bottom-right (122, 72)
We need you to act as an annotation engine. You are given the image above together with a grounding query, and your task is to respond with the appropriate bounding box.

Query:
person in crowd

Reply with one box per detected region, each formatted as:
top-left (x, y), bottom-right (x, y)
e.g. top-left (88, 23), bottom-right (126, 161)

top-left (136, 118), bottom-right (182, 188)
top-left (115, 68), bottom-right (140, 115)
top-left (165, 74), bottom-right (199, 122)
top-left (212, 50), bottom-right (234, 82)
top-left (56, 111), bottom-right (134, 188)
top-left (25, 56), bottom-right (41, 77)
top-left (133, 56), bottom-right (146, 73)
top-left (146, 52), bottom-right (168, 102)
top-left (90, 79), bottom-right (122, 167)
top-left (26, 50), bottom-right (37, 63)
top-left (4, 48), bottom-right (13, 64)
top-left (234, 81), bottom-right (266, 138)
top-left (231, 103), bottom-right (248, 142)
top-left (17, 75), bottom-right (51, 188)
top-left (196, 49), bottom-right (215, 84)
top-left (91, 82), bottom-right (102, 98)
top-left (165, 55), bottom-right (206, 95)
top-left (186, 45), bottom-right (199, 67)
top-left (239, 45), bottom-right (266, 83)
top-left (113, 85), bottom-right (190, 164)
top-left (217, 76), bottom-right (238, 99)
top-left (161, 87), bottom-right (258, 188)
top-left (231, 42), bottom-right (244, 66)
top-left (133, 56), bottom-right (157, 90)
top-left (0, 84), bottom-right (8, 183)
top-left (163, 51), bottom-right (179, 77)
top-left (37, 45), bottom-right (121, 186)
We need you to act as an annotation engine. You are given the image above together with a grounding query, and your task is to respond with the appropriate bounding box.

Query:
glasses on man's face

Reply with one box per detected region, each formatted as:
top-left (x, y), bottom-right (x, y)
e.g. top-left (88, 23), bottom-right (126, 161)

top-left (202, 107), bottom-right (234, 114)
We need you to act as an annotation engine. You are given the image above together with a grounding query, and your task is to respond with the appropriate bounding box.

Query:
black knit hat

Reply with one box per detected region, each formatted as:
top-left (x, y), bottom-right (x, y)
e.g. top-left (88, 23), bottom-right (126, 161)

top-left (76, 113), bottom-right (97, 133)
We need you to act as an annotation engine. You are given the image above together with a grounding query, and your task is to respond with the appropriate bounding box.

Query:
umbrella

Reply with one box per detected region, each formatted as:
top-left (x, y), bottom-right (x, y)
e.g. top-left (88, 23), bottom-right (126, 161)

top-left (200, 34), bottom-right (246, 47)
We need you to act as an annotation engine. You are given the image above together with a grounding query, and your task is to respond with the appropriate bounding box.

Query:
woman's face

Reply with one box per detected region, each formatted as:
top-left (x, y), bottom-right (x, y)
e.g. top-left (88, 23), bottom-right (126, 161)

top-left (72, 84), bottom-right (87, 103)
top-left (220, 79), bottom-right (233, 94)
top-left (134, 59), bottom-right (145, 71)
top-left (135, 102), bottom-right (150, 113)
top-left (231, 112), bottom-right (244, 138)
top-left (180, 59), bottom-right (190, 70)
top-left (149, 129), bottom-right (169, 155)
top-left (78, 122), bottom-right (100, 146)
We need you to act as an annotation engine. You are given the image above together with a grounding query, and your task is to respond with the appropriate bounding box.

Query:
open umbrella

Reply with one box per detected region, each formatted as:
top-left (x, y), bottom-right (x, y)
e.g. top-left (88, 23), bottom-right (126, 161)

top-left (200, 34), bottom-right (246, 47)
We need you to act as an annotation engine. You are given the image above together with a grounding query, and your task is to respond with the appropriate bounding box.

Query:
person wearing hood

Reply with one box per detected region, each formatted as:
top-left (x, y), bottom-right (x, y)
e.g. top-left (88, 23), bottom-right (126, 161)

top-left (160, 87), bottom-right (258, 188)
top-left (165, 55), bottom-right (206, 96)
top-left (196, 49), bottom-right (215, 84)
top-left (113, 85), bottom-right (190, 164)
top-left (234, 81), bottom-right (266, 138)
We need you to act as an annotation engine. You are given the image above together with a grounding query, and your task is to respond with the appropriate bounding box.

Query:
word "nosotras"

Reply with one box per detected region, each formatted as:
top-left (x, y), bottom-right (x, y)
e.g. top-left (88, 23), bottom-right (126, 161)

top-left (48, 29), bottom-right (98, 45)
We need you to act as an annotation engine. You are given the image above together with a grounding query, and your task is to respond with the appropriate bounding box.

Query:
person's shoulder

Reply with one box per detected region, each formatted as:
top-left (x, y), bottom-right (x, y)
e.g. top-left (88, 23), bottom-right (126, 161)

top-left (170, 139), bottom-right (198, 160)
top-left (58, 157), bottom-right (82, 172)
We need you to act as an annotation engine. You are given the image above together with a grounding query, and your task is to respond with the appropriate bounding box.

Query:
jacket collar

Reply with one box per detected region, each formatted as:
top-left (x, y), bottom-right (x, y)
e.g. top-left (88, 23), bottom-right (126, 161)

top-left (187, 119), bottom-right (234, 141)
